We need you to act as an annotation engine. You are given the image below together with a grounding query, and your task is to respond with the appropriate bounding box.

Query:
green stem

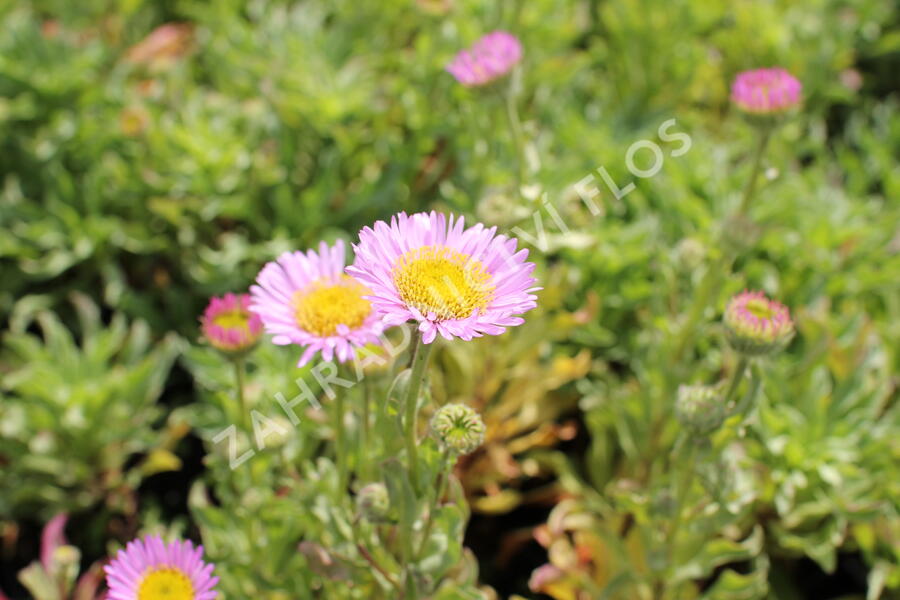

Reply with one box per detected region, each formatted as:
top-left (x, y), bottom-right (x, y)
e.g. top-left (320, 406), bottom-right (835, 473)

top-left (671, 125), bottom-right (773, 364)
top-left (335, 391), bottom-right (348, 494)
top-left (403, 332), bottom-right (434, 494)
top-left (503, 74), bottom-right (526, 196)
top-left (360, 375), bottom-right (372, 481)
top-left (723, 356), bottom-right (749, 408)
top-left (736, 126), bottom-right (772, 217)
top-left (233, 358), bottom-right (248, 431)
top-left (661, 438), bottom-right (698, 597)
top-left (416, 452), bottom-right (451, 559)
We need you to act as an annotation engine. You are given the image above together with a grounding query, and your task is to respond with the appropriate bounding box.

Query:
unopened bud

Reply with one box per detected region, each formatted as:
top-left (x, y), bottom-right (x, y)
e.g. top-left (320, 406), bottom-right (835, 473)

top-left (675, 384), bottom-right (726, 435)
top-left (430, 403), bottom-right (486, 455)
top-left (724, 290), bottom-right (794, 356)
top-left (356, 483), bottom-right (390, 522)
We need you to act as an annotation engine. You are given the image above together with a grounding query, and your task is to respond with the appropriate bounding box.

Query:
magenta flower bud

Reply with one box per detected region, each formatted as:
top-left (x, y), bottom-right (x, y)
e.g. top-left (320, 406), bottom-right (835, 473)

top-left (446, 31), bottom-right (522, 87)
top-left (724, 290), bottom-right (795, 356)
top-left (200, 292), bottom-right (263, 356)
top-left (731, 67), bottom-right (802, 114)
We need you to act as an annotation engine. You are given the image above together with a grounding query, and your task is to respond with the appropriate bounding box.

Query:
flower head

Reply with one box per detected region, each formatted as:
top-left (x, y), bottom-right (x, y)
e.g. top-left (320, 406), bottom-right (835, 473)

top-left (104, 535), bottom-right (218, 600)
top-left (724, 290), bottom-right (794, 356)
top-left (356, 483), bottom-right (391, 522)
top-left (200, 293), bottom-right (262, 355)
top-left (430, 403), bottom-right (486, 455)
top-left (347, 212), bottom-right (538, 344)
top-left (731, 67), bottom-right (802, 114)
top-left (250, 240), bottom-right (384, 366)
top-left (446, 31), bottom-right (522, 87)
top-left (675, 384), bottom-right (726, 435)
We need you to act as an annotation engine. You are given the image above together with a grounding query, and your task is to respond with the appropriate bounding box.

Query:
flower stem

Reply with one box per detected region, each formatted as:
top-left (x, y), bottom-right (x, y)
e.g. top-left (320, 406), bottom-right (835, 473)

top-left (233, 357), bottom-right (248, 431)
top-left (660, 436), bottom-right (698, 597)
top-left (416, 451), bottom-right (451, 559)
top-left (335, 391), bottom-right (348, 494)
top-left (672, 124), bottom-right (774, 364)
top-left (736, 125), bottom-right (772, 217)
top-left (723, 356), bottom-right (749, 409)
top-left (404, 332), bottom-right (434, 494)
top-left (360, 375), bottom-right (372, 481)
top-left (504, 73), bottom-right (526, 196)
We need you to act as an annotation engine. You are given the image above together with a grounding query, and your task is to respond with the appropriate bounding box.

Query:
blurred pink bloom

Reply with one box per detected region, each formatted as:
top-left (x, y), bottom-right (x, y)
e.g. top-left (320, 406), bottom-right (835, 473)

top-left (731, 67), bottom-right (802, 114)
top-left (529, 563), bottom-right (565, 593)
top-left (446, 31), bottom-right (522, 87)
top-left (125, 23), bottom-right (194, 68)
top-left (201, 293), bottom-right (263, 355)
top-left (41, 513), bottom-right (69, 572)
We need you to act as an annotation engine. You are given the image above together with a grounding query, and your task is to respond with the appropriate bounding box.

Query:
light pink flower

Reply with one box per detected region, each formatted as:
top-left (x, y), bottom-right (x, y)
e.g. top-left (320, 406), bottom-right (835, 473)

top-left (347, 211), bottom-right (538, 344)
top-left (104, 535), bottom-right (218, 600)
top-left (446, 31), bottom-right (522, 87)
top-left (250, 240), bottom-right (384, 366)
top-left (200, 293), bottom-right (262, 355)
top-left (731, 67), bottom-right (802, 114)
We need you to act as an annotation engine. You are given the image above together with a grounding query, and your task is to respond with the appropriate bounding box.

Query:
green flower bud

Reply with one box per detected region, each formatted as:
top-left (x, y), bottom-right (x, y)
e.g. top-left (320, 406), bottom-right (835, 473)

top-left (356, 483), bottom-right (390, 522)
top-left (675, 384), bottom-right (726, 435)
top-left (430, 403), bottom-right (486, 455)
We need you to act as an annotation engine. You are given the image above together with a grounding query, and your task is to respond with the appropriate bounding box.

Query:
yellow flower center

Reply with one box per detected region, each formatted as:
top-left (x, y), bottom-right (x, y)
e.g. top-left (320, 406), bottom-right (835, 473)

top-left (392, 246), bottom-right (494, 321)
top-left (745, 299), bottom-right (774, 320)
top-left (138, 568), bottom-right (194, 600)
top-left (293, 276), bottom-right (372, 337)
top-left (212, 309), bottom-right (250, 331)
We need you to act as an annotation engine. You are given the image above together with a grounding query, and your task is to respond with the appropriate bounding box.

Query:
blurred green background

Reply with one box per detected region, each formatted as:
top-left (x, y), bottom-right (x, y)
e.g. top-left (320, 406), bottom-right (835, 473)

top-left (1, 0), bottom-right (898, 598)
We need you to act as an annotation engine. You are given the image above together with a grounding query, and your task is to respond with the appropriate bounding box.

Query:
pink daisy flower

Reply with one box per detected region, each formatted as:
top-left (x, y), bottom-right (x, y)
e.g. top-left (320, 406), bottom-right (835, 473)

top-left (731, 67), bottom-right (802, 114)
top-left (446, 31), bottom-right (523, 87)
top-left (104, 535), bottom-right (218, 600)
top-left (200, 293), bottom-right (262, 355)
top-left (250, 240), bottom-right (384, 366)
top-left (347, 211), bottom-right (538, 344)
top-left (724, 290), bottom-right (795, 355)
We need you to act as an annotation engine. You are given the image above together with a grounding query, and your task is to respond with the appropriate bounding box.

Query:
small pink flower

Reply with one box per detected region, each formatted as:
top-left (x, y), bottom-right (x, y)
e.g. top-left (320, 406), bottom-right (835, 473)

top-left (250, 240), bottom-right (385, 366)
top-left (724, 290), bottom-right (794, 355)
top-left (731, 68), bottom-right (802, 114)
top-left (446, 31), bottom-right (522, 87)
top-left (200, 293), bottom-right (262, 355)
top-left (104, 535), bottom-right (218, 600)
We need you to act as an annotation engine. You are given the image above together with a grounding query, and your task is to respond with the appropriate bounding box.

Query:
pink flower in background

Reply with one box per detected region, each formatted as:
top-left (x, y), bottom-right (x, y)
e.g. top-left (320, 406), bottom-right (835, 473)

top-left (200, 293), bottom-right (262, 355)
top-left (446, 31), bottom-right (522, 87)
top-left (104, 535), bottom-right (217, 600)
top-left (250, 240), bottom-right (384, 365)
top-left (347, 211), bottom-right (538, 344)
top-left (731, 67), bottom-right (802, 114)
top-left (125, 23), bottom-right (194, 69)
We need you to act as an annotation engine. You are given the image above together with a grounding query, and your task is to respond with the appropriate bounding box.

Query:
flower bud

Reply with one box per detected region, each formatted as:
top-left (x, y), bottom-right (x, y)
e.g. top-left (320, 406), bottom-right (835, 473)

top-left (430, 403), bottom-right (486, 455)
top-left (200, 293), bottom-right (262, 356)
top-left (356, 483), bottom-right (390, 522)
top-left (675, 384), bottom-right (726, 435)
top-left (724, 290), bottom-right (794, 356)
top-left (731, 68), bottom-right (802, 115)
